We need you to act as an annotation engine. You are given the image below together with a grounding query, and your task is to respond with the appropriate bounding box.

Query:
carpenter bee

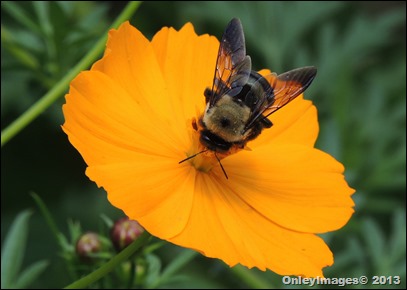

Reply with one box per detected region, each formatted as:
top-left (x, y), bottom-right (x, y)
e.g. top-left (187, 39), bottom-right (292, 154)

top-left (180, 18), bottom-right (317, 178)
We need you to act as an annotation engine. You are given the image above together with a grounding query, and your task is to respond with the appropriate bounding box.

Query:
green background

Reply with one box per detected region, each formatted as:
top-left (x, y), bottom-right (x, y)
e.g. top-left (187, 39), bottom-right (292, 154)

top-left (1, 1), bottom-right (406, 288)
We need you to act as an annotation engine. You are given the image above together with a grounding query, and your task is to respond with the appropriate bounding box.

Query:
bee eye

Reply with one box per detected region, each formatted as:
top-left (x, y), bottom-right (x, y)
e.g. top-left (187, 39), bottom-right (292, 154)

top-left (220, 117), bottom-right (230, 128)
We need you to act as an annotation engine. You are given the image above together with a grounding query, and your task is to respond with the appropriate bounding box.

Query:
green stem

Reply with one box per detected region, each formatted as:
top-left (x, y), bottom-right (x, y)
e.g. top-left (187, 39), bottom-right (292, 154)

top-left (127, 260), bottom-right (136, 289)
top-left (1, 1), bottom-right (142, 147)
top-left (64, 231), bottom-right (151, 289)
top-left (230, 265), bottom-right (274, 289)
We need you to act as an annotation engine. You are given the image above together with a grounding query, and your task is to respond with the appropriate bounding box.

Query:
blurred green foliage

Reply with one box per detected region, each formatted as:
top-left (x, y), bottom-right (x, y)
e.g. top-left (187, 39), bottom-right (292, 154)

top-left (1, 210), bottom-right (48, 289)
top-left (1, 1), bottom-right (405, 288)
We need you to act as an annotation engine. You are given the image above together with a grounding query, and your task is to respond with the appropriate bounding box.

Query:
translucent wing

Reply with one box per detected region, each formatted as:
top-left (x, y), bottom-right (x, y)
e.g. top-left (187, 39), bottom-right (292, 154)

top-left (244, 66), bottom-right (317, 131)
top-left (207, 18), bottom-right (252, 107)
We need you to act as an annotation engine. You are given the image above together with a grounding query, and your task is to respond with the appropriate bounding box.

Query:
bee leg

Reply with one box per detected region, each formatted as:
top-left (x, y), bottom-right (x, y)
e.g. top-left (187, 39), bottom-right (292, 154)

top-left (192, 118), bottom-right (198, 131)
top-left (261, 117), bottom-right (273, 128)
top-left (204, 88), bottom-right (212, 103)
top-left (245, 118), bottom-right (272, 141)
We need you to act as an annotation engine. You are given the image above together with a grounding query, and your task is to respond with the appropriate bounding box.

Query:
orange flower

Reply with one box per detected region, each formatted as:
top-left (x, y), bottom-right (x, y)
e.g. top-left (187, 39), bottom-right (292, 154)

top-left (62, 21), bottom-right (355, 277)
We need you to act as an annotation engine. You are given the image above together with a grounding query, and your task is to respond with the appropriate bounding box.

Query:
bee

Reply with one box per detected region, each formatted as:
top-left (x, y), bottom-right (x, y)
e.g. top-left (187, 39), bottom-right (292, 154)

top-left (180, 18), bottom-right (317, 178)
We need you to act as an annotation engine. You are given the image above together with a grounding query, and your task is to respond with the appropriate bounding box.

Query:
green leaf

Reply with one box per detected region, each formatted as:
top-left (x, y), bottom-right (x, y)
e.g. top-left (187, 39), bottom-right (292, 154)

top-left (66, 219), bottom-right (82, 247)
top-left (143, 241), bottom-right (166, 255)
top-left (362, 218), bottom-right (385, 270)
top-left (388, 210), bottom-right (407, 267)
top-left (0, 27), bottom-right (40, 70)
top-left (32, 2), bottom-right (53, 38)
top-left (1, 210), bottom-right (32, 289)
top-left (14, 260), bottom-right (49, 289)
top-left (159, 249), bottom-right (197, 282)
top-left (1, 2), bottom-right (41, 34)
top-left (30, 193), bottom-right (60, 243)
top-left (146, 249), bottom-right (198, 289)
top-left (99, 214), bottom-right (114, 229)
top-left (144, 253), bottom-right (162, 288)
top-left (230, 265), bottom-right (275, 289)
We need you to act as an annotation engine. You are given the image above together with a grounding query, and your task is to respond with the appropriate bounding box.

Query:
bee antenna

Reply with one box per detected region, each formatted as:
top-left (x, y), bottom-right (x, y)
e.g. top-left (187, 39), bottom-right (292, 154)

top-left (179, 150), bottom-right (229, 180)
top-left (214, 152), bottom-right (228, 179)
top-left (179, 149), bottom-right (208, 164)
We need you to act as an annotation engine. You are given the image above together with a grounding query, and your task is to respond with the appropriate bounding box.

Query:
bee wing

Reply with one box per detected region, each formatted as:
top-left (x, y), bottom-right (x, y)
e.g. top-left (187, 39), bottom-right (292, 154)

top-left (244, 66), bottom-right (317, 131)
top-left (265, 66), bottom-right (317, 115)
top-left (208, 18), bottom-right (252, 107)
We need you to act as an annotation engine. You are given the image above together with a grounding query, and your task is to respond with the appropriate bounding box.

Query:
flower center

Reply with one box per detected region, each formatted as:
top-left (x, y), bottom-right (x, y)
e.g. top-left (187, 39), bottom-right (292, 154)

top-left (182, 118), bottom-right (242, 176)
top-left (190, 151), bottom-right (219, 173)
top-left (183, 120), bottom-right (218, 173)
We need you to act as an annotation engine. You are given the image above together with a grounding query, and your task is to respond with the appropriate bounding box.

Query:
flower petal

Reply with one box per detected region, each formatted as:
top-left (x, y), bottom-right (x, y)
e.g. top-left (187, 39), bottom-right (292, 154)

top-left (151, 23), bottom-right (219, 120)
top-left (93, 22), bottom-right (157, 106)
top-left (92, 22), bottom-right (185, 138)
top-left (63, 71), bottom-right (184, 163)
top-left (86, 160), bottom-right (196, 239)
top-left (223, 144), bottom-right (355, 233)
top-left (250, 94), bottom-right (319, 148)
top-left (169, 172), bottom-right (333, 277)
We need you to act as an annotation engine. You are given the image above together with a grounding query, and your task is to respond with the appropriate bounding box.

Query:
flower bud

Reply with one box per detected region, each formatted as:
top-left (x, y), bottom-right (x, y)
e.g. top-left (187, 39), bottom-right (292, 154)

top-left (111, 217), bottom-right (144, 251)
top-left (76, 232), bottom-right (102, 262)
